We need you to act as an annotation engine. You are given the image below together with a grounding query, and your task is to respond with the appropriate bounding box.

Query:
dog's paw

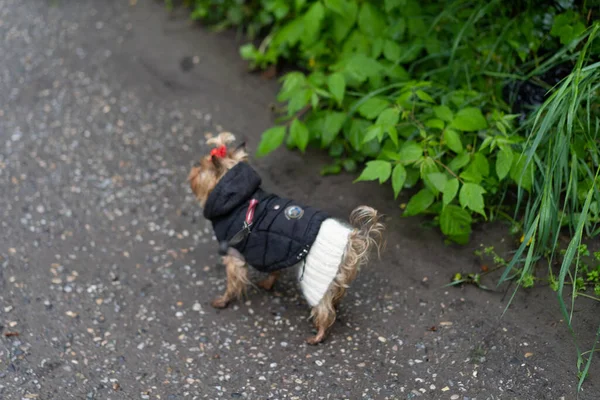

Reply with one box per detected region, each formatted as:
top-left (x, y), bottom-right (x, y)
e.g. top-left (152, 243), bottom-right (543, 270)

top-left (305, 335), bottom-right (325, 345)
top-left (211, 297), bottom-right (229, 309)
top-left (257, 279), bottom-right (275, 291)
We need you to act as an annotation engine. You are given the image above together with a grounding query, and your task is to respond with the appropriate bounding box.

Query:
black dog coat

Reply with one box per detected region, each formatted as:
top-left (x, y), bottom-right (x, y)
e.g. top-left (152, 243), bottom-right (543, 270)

top-left (203, 162), bottom-right (330, 272)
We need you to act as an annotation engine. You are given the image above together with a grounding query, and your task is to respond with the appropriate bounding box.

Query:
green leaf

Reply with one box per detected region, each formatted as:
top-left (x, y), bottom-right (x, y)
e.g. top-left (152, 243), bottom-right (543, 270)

top-left (425, 36), bottom-right (442, 55)
top-left (387, 126), bottom-right (398, 147)
top-left (443, 129), bottom-right (463, 153)
top-left (440, 205), bottom-right (472, 237)
top-left (342, 53), bottom-right (383, 83)
top-left (357, 97), bottom-right (390, 119)
top-left (460, 169), bottom-right (482, 184)
top-left (289, 119), bottom-right (309, 152)
top-left (448, 152), bottom-right (470, 172)
top-left (330, 1), bottom-right (358, 42)
top-left (355, 160), bottom-right (392, 184)
top-left (551, 13), bottom-right (586, 45)
top-left (361, 138), bottom-right (381, 157)
top-left (433, 105), bottom-right (454, 122)
top-left (357, 3), bottom-right (386, 37)
top-left (311, 92), bottom-right (319, 109)
top-left (416, 90), bottom-right (434, 103)
top-left (327, 73), bottom-right (346, 105)
top-left (510, 155), bottom-right (533, 191)
top-left (331, 14), bottom-right (352, 42)
top-left (383, 40), bottom-right (402, 62)
top-left (257, 126), bottom-right (286, 157)
top-left (425, 118), bottom-right (445, 130)
top-left (443, 178), bottom-right (459, 205)
top-left (274, 18), bottom-right (304, 46)
top-left (496, 146), bottom-right (514, 180)
top-left (459, 183), bottom-right (486, 216)
top-left (324, 0), bottom-right (344, 15)
top-left (384, 0), bottom-right (403, 11)
top-left (308, 72), bottom-right (326, 86)
top-left (362, 125), bottom-right (383, 143)
top-left (404, 167), bottom-right (420, 188)
top-left (376, 108), bottom-right (400, 127)
top-left (371, 37), bottom-right (385, 58)
top-left (342, 159), bottom-right (357, 172)
top-left (551, 13), bottom-right (570, 35)
top-left (448, 233), bottom-right (470, 245)
top-left (398, 141), bottom-right (423, 164)
top-left (408, 17), bottom-right (426, 37)
top-left (451, 107), bottom-right (488, 131)
top-left (392, 164), bottom-right (407, 199)
top-left (472, 153), bottom-right (490, 177)
top-left (420, 157), bottom-right (440, 195)
top-left (239, 44), bottom-right (258, 60)
top-left (321, 163), bottom-right (342, 176)
top-left (480, 136), bottom-right (493, 151)
top-left (278, 72), bottom-right (306, 101)
top-left (268, 0), bottom-right (290, 19)
top-left (322, 112), bottom-right (346, 146)
top-left (404, 189), bottom-right (435, 216)
top-left (346, 118), bottom-right (370, 151)
top-left (287, 89), bottom-right (311, 116)
top-left (329, 141), bottom-right (344, 157)
top-left (380, 139), bottom-right (401, 160)
top-left (302, 2), bottom-right (325, 46)
top-left (427, 172), bottom-right (448, 192)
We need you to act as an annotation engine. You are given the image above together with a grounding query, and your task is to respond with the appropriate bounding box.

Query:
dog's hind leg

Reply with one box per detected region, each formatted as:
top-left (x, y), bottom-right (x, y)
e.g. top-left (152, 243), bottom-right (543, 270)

top-left (306, 289), bottom-right (337, 345)
top-left (257, 271), bottom-right (279, 291)
top-left (211, 252), bottom-right (249, 309)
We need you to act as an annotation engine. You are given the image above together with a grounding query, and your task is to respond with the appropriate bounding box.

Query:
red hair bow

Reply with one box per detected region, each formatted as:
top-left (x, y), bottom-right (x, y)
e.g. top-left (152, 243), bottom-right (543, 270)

top-left (210, 145), bottom-right (227, 158)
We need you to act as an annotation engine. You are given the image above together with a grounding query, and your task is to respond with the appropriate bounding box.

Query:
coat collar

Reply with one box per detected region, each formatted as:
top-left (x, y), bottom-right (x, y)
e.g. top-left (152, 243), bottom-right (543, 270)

top-left (203, 162), bottom-right (262, 220)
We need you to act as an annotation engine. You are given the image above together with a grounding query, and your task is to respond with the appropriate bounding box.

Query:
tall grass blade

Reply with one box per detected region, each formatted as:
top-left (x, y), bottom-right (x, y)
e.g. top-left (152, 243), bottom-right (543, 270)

top-left (578, 324), bottom-right (600, 391)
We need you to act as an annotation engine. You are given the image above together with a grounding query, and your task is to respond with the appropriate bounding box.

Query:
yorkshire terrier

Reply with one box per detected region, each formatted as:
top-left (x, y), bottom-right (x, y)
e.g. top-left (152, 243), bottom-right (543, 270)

top-left (188, 132), bottom-right (384, 344)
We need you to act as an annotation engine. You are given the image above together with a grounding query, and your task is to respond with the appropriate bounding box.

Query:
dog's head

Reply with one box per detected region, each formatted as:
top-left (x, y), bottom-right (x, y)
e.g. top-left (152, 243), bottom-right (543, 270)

top-left (188, 132), bottom-right (248, 206)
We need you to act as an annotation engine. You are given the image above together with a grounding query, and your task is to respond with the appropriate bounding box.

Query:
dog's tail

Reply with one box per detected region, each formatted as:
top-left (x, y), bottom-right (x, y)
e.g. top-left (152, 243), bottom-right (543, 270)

top-left (312, 207), bottom-right (385, 327)
top-left (349, 206), bottom-right (385, 263)
top-left (327, 206), bottom-right (384, 306)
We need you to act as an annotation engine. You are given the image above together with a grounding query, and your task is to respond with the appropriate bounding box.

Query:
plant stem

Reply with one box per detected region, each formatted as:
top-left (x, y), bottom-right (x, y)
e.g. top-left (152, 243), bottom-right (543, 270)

top-left (434, 158), bottom-right (464, 183)
top-left (576, 292), bottom-right (600, 302)
top-left (285, 105), bottom-right (312, 126)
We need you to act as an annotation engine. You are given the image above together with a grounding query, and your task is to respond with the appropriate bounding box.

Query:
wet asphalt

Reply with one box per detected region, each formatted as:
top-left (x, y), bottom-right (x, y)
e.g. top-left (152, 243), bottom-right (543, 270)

top-left (0, 1), bottom-right (598, 399)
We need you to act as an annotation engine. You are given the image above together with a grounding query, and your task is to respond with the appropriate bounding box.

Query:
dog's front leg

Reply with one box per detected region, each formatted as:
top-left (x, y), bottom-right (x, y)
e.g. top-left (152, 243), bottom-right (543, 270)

top-left (211, 250), bottom-right (249, 309)
top-left (257, 271), bottom-right (279, 291)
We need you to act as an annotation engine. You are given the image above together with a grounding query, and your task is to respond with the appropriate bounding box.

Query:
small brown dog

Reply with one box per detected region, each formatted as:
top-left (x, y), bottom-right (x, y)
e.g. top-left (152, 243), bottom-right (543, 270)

top-left (189, 132), bottom-right (384, 344)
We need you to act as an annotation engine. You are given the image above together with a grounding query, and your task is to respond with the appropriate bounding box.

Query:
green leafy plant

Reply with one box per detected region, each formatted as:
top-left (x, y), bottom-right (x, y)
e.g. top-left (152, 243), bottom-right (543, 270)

top-left (239, 0), bottom-right (575, 243)
top-left (182, 0), bottom-right (598, 249)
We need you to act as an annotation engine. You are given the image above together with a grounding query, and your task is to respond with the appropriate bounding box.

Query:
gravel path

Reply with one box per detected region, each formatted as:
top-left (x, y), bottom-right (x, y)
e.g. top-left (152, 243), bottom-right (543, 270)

top-left (0, 1), bottom-right (598, 399)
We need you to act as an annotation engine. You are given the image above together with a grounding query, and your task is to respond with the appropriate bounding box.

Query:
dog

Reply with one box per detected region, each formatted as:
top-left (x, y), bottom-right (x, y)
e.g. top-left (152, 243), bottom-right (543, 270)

top-left (188, 132), bottom-right (384, 344)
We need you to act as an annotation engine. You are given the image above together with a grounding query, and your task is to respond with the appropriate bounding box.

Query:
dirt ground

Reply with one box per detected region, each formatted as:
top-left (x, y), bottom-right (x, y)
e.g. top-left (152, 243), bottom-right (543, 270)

top-left (0, 0), bottom-right (598, 399)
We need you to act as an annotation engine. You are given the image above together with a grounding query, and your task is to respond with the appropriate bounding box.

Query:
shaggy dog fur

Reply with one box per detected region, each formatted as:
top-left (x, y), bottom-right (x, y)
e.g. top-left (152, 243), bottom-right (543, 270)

top-left (189, 133), bottom-right (384, 344)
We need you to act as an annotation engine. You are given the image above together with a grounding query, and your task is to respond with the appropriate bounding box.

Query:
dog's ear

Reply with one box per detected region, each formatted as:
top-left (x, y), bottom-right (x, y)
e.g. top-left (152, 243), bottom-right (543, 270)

top-left (188, 164), bottom-right (202, 196)
top-left (234, 141), bottom-right (246, 152)
top-left (230, 142), bottom-right (249, 163)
